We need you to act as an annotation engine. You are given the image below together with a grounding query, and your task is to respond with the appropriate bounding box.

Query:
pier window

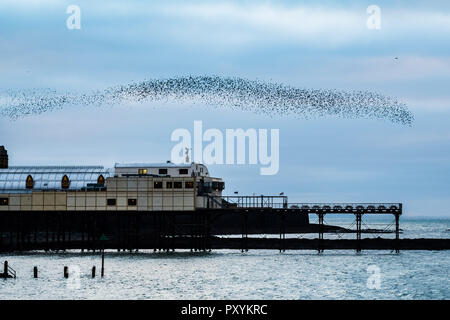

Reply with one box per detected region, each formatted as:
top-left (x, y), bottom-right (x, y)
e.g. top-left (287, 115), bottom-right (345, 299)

top-left (0, 198), bottom-right (9, 206)
top-left (61, 175), bottom-right (70, 189)
top-left (154, 181), bottom-right (163, 189)
top-left (179, 168), bottom-right (188, 175)
top-left (128, 199), bottom-right (137, 206)
top-left (26, 175), bottom-right (34, 189)
top-left (159, 169), bottom-right (168, 175)
top-left (185, 181), bottom-right (194, 189)
top-left (107, 199), bottom-right (116, 206)
top-left (211, 181), bottom-right (225, 191)
top-left (97, 175), bottom-right (105, 185)
top-left (166, 181), bottom-right (173, 189)
top-left (174, 181), bottom-right (182, 189)
top-left (138, 169), bottom-right (148, 175)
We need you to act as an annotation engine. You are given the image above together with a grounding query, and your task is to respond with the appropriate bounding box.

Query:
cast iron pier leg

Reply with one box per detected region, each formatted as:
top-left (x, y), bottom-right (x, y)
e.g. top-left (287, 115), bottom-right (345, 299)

top-left (241, 212), bottom-right (248, 252)
top-left (280, 210), bottom-right (286, 253)
top-left (356, 213), bottom-right (362, 253)
top-left (395, 212), bottom-right (400, 253)
top-left (318, 212), bottom-right (324, 253)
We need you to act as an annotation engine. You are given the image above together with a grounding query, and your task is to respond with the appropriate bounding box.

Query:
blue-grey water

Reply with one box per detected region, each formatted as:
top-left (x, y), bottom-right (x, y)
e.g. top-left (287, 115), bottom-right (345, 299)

top-left (1, 217), bottom-right (449, 300)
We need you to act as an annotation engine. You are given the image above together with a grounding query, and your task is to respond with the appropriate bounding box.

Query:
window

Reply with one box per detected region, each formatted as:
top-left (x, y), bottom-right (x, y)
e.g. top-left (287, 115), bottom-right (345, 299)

top-left (61, 175), bottom-right (70, 189)
top-left (211, 182), bottom-right (226, 190)
top-left (159, 168), bottom-right (168, 175)
top-left (26, 175), bottom-right (34, 189)
top-left (174, 181), bottom-right (182, 189)
top-left (138, 168), bottom-right (148, 175)
top-left (179, 168), bottom-right (188, 175)
top-left (128, 199), bottom-right (137, 206)
top-left (185, 181), bottom-right (194, 189)
top-left (97, 175), bottom-right (105, 185)
top-left (154, 181), bottom-right (163, 189)
top-left (166, 181), bottom-right (173, 189)
top-left (0, 198), bottom-right (8, 206)
top-left (107, 199), bottom-right (116, 206)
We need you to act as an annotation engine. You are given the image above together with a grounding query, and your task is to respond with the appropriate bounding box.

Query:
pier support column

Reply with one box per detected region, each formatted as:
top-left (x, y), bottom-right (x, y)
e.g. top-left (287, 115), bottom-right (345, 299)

top-left (45, 213), bottom-right (49, 252)
top-left (356, 213), bottom-right (362, 253)
top-left (395, 213), bottom-right (400, 253)
top-left (279, 210), bottom-right (286, 253)
top-left (318, 212), bottom-right (324, 253)
top-left (241, 211), bottom-right (248, 252)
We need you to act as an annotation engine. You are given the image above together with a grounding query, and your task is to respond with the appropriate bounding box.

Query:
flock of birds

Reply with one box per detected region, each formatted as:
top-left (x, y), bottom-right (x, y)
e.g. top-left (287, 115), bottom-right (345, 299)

top-left (0, 75), bottom-right (414, 125)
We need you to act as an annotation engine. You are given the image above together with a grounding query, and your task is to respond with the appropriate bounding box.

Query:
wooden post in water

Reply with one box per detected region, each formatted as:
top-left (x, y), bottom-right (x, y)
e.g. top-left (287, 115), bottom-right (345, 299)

top-left (3, 261), bottom-right (7, 277)
top-left (101, 248), bottom-right (105, 277)
top-left (33, 266), bottom-right (38, 278)
top-left (92, 266), bottom-right (96, 278)
top-left (64, 266), bottom-right (68, 278)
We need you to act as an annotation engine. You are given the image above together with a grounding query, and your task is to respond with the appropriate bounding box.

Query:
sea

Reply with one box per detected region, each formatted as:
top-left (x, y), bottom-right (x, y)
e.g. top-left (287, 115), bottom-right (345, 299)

top-left (0, 217), bottom-right (449, 300)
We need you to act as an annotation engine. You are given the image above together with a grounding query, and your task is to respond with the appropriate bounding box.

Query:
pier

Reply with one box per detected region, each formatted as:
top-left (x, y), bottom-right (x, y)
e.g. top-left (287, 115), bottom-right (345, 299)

top-left (0, 195), bottom-right (449, 253)
top-left (0, 195), bottom-right (444, 253)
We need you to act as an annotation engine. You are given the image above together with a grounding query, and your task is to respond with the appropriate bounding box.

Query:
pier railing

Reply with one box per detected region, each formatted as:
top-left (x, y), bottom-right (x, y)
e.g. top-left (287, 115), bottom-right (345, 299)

top-left (212, 196), bottom-right (402, 214)
top-left (282, 203), bottom-right (401, 214)
top-left (218, 195), bottom-right (288, 209)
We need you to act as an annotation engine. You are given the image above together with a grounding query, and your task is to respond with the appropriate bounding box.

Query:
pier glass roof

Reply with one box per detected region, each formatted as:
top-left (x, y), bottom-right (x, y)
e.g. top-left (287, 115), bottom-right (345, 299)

top-left (0, 166), bottom-right (111, 193)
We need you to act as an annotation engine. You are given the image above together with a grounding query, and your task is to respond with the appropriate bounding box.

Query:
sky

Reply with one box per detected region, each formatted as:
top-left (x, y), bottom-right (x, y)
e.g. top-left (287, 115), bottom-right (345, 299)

top-left (0, 0), bottom-right (449, 216)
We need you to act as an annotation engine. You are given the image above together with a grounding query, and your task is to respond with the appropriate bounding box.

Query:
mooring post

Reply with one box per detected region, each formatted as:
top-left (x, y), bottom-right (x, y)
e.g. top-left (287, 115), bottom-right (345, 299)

top-left (64, 266), bottom-right (68, 278)
top-left (33, 266), bottom-right (38, 278)
top-left (101, 246), bottom-right (105, 277)
top-left (92, 266), bottom-right (96, 278)
top-left (3, 261), bottom-right (7, 277)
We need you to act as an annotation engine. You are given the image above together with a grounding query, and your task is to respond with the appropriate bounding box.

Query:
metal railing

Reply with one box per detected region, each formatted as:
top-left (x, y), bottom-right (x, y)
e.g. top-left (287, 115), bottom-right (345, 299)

top-left (219, 195), bottom-right (288, 209)
top-left (210, 196), bottom-right (402, 214)
top-left (284, 203), bottom-right (402, 214)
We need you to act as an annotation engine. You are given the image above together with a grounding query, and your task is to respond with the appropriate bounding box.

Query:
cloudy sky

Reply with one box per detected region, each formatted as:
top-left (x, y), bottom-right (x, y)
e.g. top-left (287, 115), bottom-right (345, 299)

top-left (0, 0), bottom-right (449, 216)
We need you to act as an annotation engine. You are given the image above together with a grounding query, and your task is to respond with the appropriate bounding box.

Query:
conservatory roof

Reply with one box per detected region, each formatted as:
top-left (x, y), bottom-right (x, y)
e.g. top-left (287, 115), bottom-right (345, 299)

top-left (0, 166), bottom-right (111, 193)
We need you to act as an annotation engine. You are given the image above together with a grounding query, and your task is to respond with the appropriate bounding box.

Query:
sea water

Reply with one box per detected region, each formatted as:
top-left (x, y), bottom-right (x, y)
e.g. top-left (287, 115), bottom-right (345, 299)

top-left (0, 217), bottom-right (449, 300)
